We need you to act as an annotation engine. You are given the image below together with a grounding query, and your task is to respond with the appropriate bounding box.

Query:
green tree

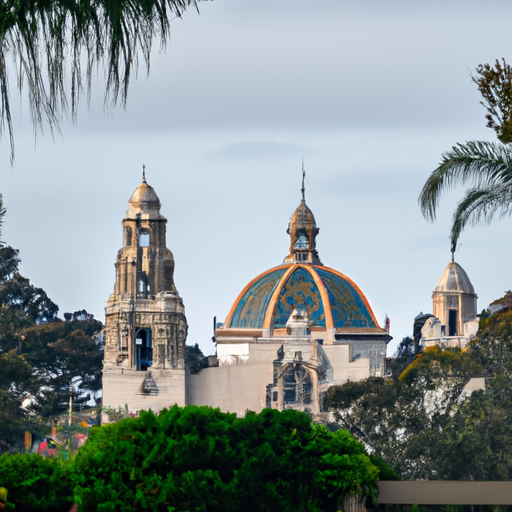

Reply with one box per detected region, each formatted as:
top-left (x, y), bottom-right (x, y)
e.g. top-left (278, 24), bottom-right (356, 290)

top-left (0, 350), bottom-right (33, 452)
top-left (327, 296), bottom-right (512, 481)
top-left (439, 377), bottom-right (512, 481)
top-left (0, 453), bottom-right (73, 511)
top-left (0, 0), bottom-right (202, 161)
top-left (468, 301), bottom-right (512, 374)
top-left (21, 318), bottom-right (103, 420)
top-left (0, 194), bottom-right (101, 445)
top-left (419, 59), bottom-right (512, 250)
top-left (436, 301), bottom-right (512, 480)
top-left (72, 406), bottom-right (379, 512)
top-left (325, 347), bottom-right (474, 479)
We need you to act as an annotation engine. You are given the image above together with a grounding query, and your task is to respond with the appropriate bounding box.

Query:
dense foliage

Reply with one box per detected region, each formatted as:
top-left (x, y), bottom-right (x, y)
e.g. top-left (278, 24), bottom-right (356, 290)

top-left (0, 406), bottom-right (379, 512)
top-left (0, 453), bottom-right (73, 512)
top-left (327, 300), bottom-right (512, 480)
top-left (72, 406), bottom-right (379, 512)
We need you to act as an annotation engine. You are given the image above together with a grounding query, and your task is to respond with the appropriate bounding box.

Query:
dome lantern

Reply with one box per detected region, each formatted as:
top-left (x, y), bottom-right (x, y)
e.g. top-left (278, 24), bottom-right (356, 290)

top-left (284, 165), bottom-right (322, 265)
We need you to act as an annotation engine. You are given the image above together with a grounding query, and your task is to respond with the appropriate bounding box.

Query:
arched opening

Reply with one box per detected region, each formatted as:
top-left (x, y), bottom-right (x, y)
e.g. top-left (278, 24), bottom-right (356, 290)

top-left (135, 328), bottom-right (152, 371)
top-left (448, 309), bottom-right (457, 336)
top-left (139, 231), bottom-right (150, 247)
top-left (283, 364), bottom-right (312, 406)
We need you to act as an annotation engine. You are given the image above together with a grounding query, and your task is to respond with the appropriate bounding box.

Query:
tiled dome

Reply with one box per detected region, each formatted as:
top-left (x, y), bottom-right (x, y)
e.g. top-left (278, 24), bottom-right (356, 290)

top-left (225, 263), bottom-right (379, 330)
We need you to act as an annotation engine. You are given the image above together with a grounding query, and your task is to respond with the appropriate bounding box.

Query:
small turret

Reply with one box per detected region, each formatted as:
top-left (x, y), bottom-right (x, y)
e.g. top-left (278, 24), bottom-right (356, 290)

top-left (432, 260), bottom-right (477, 337)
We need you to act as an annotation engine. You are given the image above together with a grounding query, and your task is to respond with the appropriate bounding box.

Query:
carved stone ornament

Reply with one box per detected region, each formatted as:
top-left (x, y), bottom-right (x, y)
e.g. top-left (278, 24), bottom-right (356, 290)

top-left (142, 371), bottom-right (159, 395)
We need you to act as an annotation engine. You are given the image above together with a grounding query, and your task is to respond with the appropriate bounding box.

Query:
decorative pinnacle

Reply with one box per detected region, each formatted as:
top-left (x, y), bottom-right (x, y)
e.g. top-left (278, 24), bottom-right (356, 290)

top-left (142, 165), bottom-right (146, 184)
top-left (301, 160), bottom-right (306, 202)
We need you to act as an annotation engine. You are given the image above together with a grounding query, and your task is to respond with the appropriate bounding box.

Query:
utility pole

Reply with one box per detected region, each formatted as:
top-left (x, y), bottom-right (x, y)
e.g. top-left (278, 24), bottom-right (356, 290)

top-left (68, 386), bottom-right (72, 426)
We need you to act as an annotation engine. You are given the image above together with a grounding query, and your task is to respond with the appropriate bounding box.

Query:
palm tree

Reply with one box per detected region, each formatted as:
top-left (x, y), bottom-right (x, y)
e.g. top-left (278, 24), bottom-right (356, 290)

top-left (419, 140), bottom-right (512, 253)
top-left (419, 60), bottom-right (512, 252)
top-left (0, 0), bottom-right (201, 162)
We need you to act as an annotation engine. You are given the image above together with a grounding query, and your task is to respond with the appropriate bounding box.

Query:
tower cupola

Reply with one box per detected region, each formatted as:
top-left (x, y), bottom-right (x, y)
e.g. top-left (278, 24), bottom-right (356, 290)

top-left (432, 260), bottom-right (477, 337)
top-left (284, 166), bottom-right (321, 265)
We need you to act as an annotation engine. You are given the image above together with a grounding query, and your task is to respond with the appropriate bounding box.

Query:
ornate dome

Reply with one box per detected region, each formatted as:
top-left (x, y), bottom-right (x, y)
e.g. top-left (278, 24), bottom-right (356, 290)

top-left (434, 261), bottom-right (476, 295)
top-left (224, 263), bottom-right (380, 331)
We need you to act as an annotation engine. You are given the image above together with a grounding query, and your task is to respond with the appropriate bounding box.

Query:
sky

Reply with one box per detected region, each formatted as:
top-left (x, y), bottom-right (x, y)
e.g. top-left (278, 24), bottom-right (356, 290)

top-left (1, 0), bottom-right (512, 356)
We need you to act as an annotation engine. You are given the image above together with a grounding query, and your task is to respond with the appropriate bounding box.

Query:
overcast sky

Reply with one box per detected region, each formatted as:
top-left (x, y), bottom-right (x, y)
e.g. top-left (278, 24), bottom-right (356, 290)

top-left (1, 0), bottom-right (512, 356)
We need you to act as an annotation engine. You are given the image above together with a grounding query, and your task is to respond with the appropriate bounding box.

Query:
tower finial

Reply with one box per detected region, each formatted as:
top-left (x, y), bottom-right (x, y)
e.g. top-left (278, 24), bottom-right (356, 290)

top-left (450, 239), bottom-right (456, 262)
top-left (301, 160), bottom-right (306, 201)
top-left (142, 165), bottom-right (146, 184)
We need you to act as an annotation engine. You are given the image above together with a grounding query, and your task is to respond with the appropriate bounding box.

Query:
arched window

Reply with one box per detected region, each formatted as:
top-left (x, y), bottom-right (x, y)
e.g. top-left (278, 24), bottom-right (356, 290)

top-left (283, 364), bottom-right (312, 405)
top-left (135, 328), bottom-right (152, 371)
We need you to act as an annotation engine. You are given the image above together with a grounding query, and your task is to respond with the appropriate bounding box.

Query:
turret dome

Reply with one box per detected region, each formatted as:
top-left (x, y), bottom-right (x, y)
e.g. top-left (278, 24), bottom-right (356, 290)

top-left (125, 171), bottom-right (165, 221)
top-left (128, 182), bottom-right (161, 210)
top-left (434, 261), bottom-right (476, 295)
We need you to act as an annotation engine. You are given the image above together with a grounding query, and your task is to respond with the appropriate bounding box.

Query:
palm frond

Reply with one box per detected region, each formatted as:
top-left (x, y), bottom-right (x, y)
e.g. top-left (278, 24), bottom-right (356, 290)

top-left (0, 0), bottom-right (201, 162)
top-left (450, 185), bottom-right (512, 250)
top-left (418, 140), bottom-right (512, 221)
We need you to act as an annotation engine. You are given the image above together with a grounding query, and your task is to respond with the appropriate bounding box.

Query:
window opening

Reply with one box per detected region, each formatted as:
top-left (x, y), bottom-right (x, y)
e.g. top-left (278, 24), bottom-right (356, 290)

top-left (139, 232), bottom-right (150, 247)
top-left (448, 309), bottom-right (457, 336)
top-left (135, 328), bottom-right (152, 371)
top-left (283, 364), bottom-right (312, 406)
top-left (294, 234), bottom-right (309, 249)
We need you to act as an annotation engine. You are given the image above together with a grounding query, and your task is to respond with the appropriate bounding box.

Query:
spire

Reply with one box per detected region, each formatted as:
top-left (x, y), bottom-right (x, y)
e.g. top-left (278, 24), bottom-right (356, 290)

top-left (301, 160), bottom-right (306, 202)
top-left (142, 164), bottom-right (147, 184)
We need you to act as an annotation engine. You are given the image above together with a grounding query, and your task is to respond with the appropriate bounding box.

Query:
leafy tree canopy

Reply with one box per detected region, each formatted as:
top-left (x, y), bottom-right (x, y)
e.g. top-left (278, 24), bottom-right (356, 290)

top-left (0, 453), bottom-right (73, 512)
top-left (473, 59), bottom-right (512, 144)
top-left (72, 406), bottom-right (379, 512)
top-left (0, 350), bottom-right (33, 453)
top-left (20, 318), bottom-right (103, 421)
top-left (327, 299), bottom-right (512, 481)
top-left (326, 347), bottom-right (476, 479)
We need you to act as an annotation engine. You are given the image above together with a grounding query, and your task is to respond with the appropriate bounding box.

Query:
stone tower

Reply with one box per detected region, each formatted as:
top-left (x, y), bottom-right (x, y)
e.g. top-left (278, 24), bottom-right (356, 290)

top-left (432, 260), bottom-right (477, 337)
top-left (102, 175), bottom-right (187, 416)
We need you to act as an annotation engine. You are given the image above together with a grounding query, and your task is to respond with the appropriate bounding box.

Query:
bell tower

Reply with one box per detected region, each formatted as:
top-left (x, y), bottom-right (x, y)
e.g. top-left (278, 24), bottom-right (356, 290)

top-left (103, 171), bottom-right (187, 416)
